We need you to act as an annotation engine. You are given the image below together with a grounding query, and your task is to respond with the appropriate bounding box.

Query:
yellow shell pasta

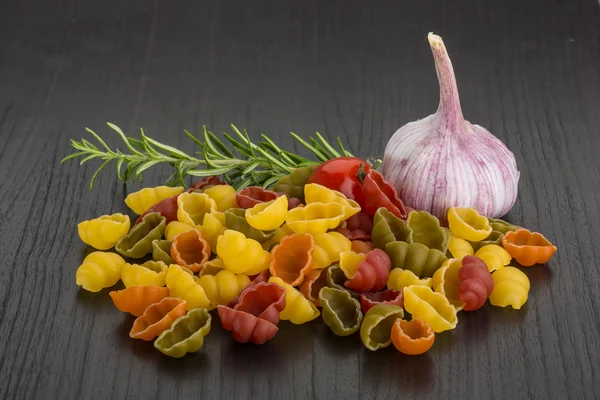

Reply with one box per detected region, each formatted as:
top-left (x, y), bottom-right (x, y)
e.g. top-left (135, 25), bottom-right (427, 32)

top-left (203, 184), bottom-right (239, 211)
top-left (77, 213), bottom-right (130, 250)
top-left (387, 268), bottom-right (432, 291)
top-left (196, 270), bottom-right (250, 308)
top-left (75, 252), bottom-right (125, 292)
top-left (165, 265), bottom-right (210, 309)
top-left (432, 259), bottom-right (464, 310)
top-left (269, 277), bottom-right (320, 324)
top-left (447, 236), bottom-right (474, 260)
top-left (475, 244), bottom-right (512, 273)
top-left (245, 196), bottom-right (288, 231)
top-left (121, 261), bottom-right (168, 287)
top-left (311, 232), bottom-right (352, 270)
top-left (197, 211), bottom-right (226, 250)
top-left (216, 230), bottom-right (270, 275)
top-left (125, 186), bottom-right (184, 215)
top-left (403, 285), bottom-right (458, 333)
top-left (165, 221), bottom-right (195, 242)
top-left (177, 192), bottom-right (217, 226)
top-left (489, 267), bottom-right (530, 309)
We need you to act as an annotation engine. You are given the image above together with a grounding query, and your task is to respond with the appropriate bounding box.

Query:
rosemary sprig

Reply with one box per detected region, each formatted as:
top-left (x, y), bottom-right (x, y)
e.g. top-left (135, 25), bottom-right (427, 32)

top-left (61, 122), bottom-right (354, 190)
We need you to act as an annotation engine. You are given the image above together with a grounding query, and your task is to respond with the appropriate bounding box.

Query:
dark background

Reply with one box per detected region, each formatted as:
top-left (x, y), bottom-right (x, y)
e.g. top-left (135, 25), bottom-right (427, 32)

top-left (1, 0), bottom-right (600, 399)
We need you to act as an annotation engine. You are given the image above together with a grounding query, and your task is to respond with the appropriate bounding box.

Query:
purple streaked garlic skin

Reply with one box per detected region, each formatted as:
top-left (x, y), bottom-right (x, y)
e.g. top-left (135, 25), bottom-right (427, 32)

top-left (383, 33), bottom-right (520, 223)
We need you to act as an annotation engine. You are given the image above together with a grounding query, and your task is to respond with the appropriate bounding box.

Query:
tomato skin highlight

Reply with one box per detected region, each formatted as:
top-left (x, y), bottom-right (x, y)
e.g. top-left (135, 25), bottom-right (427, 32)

top-left (307, 157), bottom-right (371, 207)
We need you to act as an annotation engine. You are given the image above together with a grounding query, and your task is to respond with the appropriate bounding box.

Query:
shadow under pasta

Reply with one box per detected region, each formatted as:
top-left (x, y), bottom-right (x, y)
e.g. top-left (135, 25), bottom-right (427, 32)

top-left (520, 264), bottom-right (553, 293)
top-left (484, 302), bottom-right (529, 327)
top-left (157, 352), bottom-right (212, 376)
top-left (316, 325), bottom-right (362, 358)
top-left (113, 315), bottom-right (160, 361)
top-left (269, 321), bottom-right (315, 358)
top-left (362, 348), bottom-right (434, 393)
top-left (220, 340), bottom-right (284, 376)
top-left (76, 285), bottom-right (120, 313)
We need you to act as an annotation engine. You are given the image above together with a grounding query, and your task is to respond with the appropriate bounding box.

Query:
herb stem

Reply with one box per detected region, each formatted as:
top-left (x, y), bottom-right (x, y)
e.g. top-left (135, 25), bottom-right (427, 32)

top-left (62, 122), bottom-right (342, 190)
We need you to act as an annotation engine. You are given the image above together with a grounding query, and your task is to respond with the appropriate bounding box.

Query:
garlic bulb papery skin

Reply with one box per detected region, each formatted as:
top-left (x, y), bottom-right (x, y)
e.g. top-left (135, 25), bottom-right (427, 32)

top-left (383, 33), bottom-right (520, 223)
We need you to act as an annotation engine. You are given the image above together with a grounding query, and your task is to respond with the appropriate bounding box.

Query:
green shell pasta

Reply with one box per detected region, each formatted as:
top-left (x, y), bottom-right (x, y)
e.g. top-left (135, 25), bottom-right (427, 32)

top-left (406, 211), bottom-right (449, 253)
top-left (152, 240), bottom-right (173, 264)
top-left (224, 208), bottom-right (275, 243)
top-left (468, 230), bottom-right (504, 252)
top-left (325, 265), bottom-right (360, 298)
top-left (372, 208), bottom-right (412, 250)
top-left (487, 218), bottom-right (521, 234)
top-left (360, 304), bottom-right (404, 351)
top-left (271, 165), bottom-right (317, 202)
top-left (319, 287), bottom-right (363, 336)
top-left (116, 213), bottom-right (166, 258)
top-left (154, 308), bottom-right (212, 358)
top-left (385, 241), bottom-right (447, 278)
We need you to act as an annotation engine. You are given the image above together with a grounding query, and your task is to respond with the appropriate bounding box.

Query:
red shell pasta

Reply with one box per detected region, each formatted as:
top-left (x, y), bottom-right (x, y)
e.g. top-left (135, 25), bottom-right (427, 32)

top-left (217, 306), bottom-right (280, 345)
top-left (282, 195), bottom-right (303, 210)
top-left (109, 285), bottom-right (170, 317)
top-left (236, 186), bottom-right (279, 209)
top-left (351, 240), bottom-right (376, 254)
top-left (335, 228), bottom-right (371, 241)
top-left (233, 282), bottom-right (287, 325)
top-left (344, 249), bottom-right (391, 293)
top-left (361, 169), bottom-right (407, 218)
top-left (299, 268), bottom-right (328, 307)
top-left (227, 270), bottom-right (269, 307)
top-left (269, 233), bottom-right (314, 286)
top-left (170, 229), bottom-right (211, 273)
top-left (236, 187), bottom-right (302, 210)
top-left (345, 211), bottom-right (374, 234)
top-left (188, 176), bottom-right (225, 190)
top-left (458, 256), bottom-right (494, 311)
top-left (136, 194), bottom-right (179, 225)
top-left (360, 290), bottom-right (404, 314)
top-left (217, 282), bottom-right (286, 344)
top-left (129, 297), bottom-right (187, 341)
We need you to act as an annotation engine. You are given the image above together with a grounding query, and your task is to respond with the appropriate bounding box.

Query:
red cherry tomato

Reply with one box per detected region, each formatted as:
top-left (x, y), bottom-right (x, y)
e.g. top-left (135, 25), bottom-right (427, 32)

top-left (307, 157), bottom-right (371, 206)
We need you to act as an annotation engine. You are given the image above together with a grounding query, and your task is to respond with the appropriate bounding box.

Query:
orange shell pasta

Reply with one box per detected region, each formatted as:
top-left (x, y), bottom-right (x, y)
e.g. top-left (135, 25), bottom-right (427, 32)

top-left (109, 285), bottom-right (170, 317)
top-left (351, 240), bottom-right (376, 254)
top-left (299, 268), bottom-right (328, 307)
top-left (129, 297), bottom-right (187, 341)
top-left (391, 319), bottom-right (435, 355)
top-left (170, 229), bottom-right (211, 273)
top-left (269, 233), bottom-right (314, 286)
top-left (501, 229), bottom-right (557, 266)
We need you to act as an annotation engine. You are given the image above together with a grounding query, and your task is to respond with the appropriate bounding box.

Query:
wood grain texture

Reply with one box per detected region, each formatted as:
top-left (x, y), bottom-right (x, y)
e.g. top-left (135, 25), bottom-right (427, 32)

top-left (1, 0), bottom-right (599, 399)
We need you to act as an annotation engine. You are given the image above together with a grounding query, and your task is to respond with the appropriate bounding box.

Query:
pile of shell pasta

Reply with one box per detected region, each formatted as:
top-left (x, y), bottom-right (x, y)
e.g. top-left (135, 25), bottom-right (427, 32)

top-left (74, 168), bottom-right (557, 358)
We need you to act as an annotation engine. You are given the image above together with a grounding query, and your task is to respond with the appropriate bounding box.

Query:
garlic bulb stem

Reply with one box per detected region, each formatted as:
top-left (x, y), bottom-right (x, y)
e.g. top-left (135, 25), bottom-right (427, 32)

top-left (428, 33), bottom-right (463, 129)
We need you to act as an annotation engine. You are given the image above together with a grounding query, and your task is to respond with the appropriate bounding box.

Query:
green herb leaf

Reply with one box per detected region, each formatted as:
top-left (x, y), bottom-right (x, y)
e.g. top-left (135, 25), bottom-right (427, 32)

top-left (89, 159), bottom-right (111, 190)
top-left (141, 130), bottom-right (194, 160)
top-left (206, 130), bottom-right (233, 158)
top-left (290, 132), bottom-right (329, 162)
top-left (136, 160), bottom-right (163, 175)
top-left (187, 166), bottom-right (236, 176)
top-left (315, 132), bottom-right (341, 158)
top-left (337, 137), bottom-right (353, 157)
top-left (262, 175), bottom-right (282, 188)
top-left (107, 122), bottom-right (143, 155)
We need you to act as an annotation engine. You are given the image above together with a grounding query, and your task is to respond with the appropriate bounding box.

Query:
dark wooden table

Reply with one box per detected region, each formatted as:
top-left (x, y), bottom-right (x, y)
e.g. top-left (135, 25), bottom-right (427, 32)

top-left (2, 1), bottom-right (600, 399)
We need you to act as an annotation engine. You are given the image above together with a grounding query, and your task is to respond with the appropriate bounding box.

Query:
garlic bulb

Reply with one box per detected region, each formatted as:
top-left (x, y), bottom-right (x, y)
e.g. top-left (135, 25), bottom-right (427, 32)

top-left (383, 33), bottom-right (520, 222)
